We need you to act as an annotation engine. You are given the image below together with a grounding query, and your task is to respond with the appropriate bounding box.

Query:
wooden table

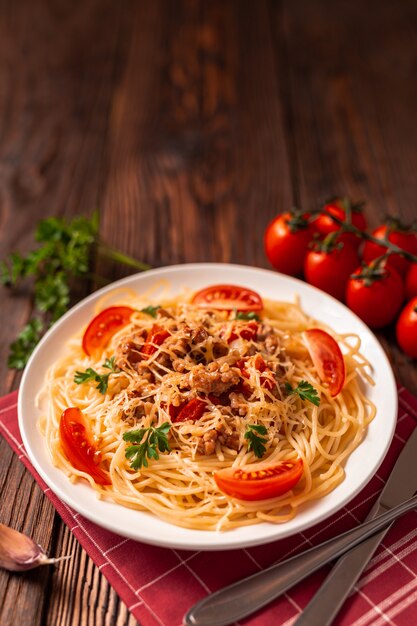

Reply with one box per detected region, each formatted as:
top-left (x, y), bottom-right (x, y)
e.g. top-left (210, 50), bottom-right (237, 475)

top-left (1, 1), bottom-right (417, 624)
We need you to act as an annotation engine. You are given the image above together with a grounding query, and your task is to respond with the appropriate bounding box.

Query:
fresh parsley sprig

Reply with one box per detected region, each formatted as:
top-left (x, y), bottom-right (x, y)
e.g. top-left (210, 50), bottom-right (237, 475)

top-left (285, 380), bottom-right (320, 406)
top-left (2, 214), bottom-right (151, 369)
top-left (7, 319), bottom-right (43, 370)
top-left (141, 305), bottom-right (161, 318)
top-left (123, 422), bottom-right (171, 469)
top-left (234, 310), bottom-right (260, 321)
top-left (74, 357), bottom-right (120, 394)
top-left (1, 215), bottom-right (99, 290)
top-left (245, 423), bottom-right (268, 458)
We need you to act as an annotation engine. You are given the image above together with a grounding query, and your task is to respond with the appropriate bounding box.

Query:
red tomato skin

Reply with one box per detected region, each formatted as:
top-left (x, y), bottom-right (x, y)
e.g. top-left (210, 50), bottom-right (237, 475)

top-left (314, 202), bottom-right (367, 247)
top-left (346, 267), bottom-right (405, 328)
top-left (59, 408), bottom-right (110, 485)
top-left (264, 213), bottom-right (314, 276)
top-left (253, 354), bottom-right (276, 390)
top-left (303, 328), bottom-right (345, 396)
top-left (405, 264), bottom-right (417, 301)
top-left (237, 355), bottom-right (276, 391)
top-left (304, 243), bottom-right (360, 301)
top-left (207, 392), bottom-right (230, 406)
top-left (363, 226), bottom-right (417, 275)
top-left (82, 306), bottom-right (134, 357)
top-left (192, 285), bottom-right (263, 312)
top-left (396, 297), bottom-right (417, 358)
top-left (214, 459), bottom-right (303, 501)
top-left (173, 398), bottom-right (207, 423)
top-left (226, 321), bottom-right (259, 343)
top-left (141, 324), bottom-right (170, 358)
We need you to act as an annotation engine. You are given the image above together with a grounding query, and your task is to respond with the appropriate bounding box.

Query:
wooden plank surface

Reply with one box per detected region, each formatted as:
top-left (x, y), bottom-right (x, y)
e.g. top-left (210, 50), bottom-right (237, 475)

top-left (0, 0), bottom-right (416, 624)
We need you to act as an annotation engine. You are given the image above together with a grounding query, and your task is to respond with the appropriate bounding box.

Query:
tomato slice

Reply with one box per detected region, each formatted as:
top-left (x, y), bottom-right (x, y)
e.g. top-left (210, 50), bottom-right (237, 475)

top-left (172, 398), bottom-right (207, 423)
top-left (141, 324), bottom-right (171, 358)
top-left (59, 407), bottom-right (111, 485)
top-left (303, 328), bottom-right (345, 397)
top-left (214, 459), bottom-right (303, 500)
top-left (82, 306), bottom-right (134, 357)
top-left (192, 285), bottom-right (263, 311)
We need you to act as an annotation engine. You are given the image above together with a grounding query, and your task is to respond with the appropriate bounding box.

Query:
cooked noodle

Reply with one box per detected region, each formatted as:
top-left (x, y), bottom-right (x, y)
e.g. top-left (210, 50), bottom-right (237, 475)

top-left (38, 288), bottom-right (376, 531)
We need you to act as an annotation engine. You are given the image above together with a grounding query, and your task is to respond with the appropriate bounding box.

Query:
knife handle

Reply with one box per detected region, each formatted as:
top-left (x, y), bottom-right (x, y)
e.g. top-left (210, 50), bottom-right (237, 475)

top-left (294, 427), bottom-right (417, 625)
top-left (292, 522), bottom-right (391, 626)
top-left (183, 494), bottom-right (417, 626)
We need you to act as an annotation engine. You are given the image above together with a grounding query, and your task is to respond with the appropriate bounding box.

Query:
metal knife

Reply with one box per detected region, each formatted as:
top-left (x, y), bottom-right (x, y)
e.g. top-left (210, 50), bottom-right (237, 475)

top-left (293, 427), bottom-right (417, 626)
top-left (184, 428), bottom-right (417, 626)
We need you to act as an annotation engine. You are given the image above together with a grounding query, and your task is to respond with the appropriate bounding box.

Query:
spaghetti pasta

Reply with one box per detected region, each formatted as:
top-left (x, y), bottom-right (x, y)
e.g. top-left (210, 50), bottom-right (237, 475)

top-left (38, 287), bottom-right (376, 531)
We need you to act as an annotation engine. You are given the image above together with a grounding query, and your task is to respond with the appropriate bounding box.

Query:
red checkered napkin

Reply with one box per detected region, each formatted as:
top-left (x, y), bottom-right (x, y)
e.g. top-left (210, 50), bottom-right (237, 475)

top-left (1, 387), bottom-right (417, 626)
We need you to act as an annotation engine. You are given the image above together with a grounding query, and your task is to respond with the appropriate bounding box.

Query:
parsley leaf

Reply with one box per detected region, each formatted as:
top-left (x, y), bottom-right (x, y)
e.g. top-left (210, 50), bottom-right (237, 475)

top-left (34, 215), bottom-right (97, 276)
top-left (74, 357), bottom-right (120, 394)
top-left (234, 311), bottom-right (260, 321)
top-left (3, 212), bottom-right (151, 370)
top-left (7, 319), bottom-right (43, 369)
top-left (3, 215), bottom-right (98, 369)
top-left (285, 380), bottom-right (320, 406)
top-left (141, 305), bottom-right (160, 318)
top-left (123, 422), bottom-right (171, 469)
top-left (0, 252), bottom-right (32, 286)
top-left (103, 356), bottom-right (117, 371)
top-left (244, 423), bottom-right (268, 458)
top-left (74, 367), bottom-right (101, 385)
top-left (34, 272), bottom-right (70, 320)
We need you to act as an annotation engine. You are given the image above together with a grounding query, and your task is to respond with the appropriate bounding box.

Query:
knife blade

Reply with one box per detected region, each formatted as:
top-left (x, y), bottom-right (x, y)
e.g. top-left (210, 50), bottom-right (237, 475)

top-left (293, 427), bottom-right (417, 626)
top-left (184, 428), bottom-right (417, 626)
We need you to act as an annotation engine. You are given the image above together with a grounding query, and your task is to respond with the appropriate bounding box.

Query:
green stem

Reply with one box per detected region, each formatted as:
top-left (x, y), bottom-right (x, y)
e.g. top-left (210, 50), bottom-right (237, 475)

top-left (97, 241), bottom-right (152, 271)
top-left (369, 252), bottom-right (392, 268)
top-left (321, 210), bottom-right (417, 262)
top-left (322, 231), bottom-right (343, 252)
top-left (84, 272), bottom-right (111, 287)
top-left (342, 198), bottom-right (353, 225)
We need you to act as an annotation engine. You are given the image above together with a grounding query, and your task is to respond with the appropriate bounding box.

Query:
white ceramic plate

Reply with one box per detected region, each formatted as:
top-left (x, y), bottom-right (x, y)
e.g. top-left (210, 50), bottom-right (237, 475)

top-left (18, 264), bottom-right (397, 550)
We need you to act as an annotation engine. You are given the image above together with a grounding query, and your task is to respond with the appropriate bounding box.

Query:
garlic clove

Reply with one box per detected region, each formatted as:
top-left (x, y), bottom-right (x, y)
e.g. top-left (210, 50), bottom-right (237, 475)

top-left (0, 522), bottom-right (71, 572)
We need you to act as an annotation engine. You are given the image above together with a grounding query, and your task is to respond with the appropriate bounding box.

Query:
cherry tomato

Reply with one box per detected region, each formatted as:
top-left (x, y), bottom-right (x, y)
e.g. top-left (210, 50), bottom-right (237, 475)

top-left (141, 324), bottom-right (171, 358)
top-left (303, 328), bottom-right (345, 396)
top-left (82, 306), bottom-right (134, 358)
top-left (405, 263), bottom-right (417, 300)
top-left (172, 398), bottom-right (207, 423)
top-left (264, 212), bottom-right (314, 276)
top-left (59, 407), bottom-right (111, 485)
top-left (346, 266), bottom-right (404, 328)
top-left (304, 242), bottom-right (360, 301)
top-left (363, 225), bottom-right (417, 275)
top-left (214, 459), bottom-right (303, 500)
top-left (313, 200), bottom-right (367, 247)
top-left (192, 284), bottom-right (263, 311)
top-left (396, 297), bottom-right (417, 358)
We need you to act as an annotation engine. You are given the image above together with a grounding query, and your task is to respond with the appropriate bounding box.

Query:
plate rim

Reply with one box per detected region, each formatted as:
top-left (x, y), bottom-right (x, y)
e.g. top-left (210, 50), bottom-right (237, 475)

top-left (18, 262), bottom-right (398, 550)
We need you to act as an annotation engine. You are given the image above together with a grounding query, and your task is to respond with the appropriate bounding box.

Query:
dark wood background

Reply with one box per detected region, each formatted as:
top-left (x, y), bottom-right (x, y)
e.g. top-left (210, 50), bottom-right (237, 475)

top-left (1, 1), bottom-right (417, 624)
